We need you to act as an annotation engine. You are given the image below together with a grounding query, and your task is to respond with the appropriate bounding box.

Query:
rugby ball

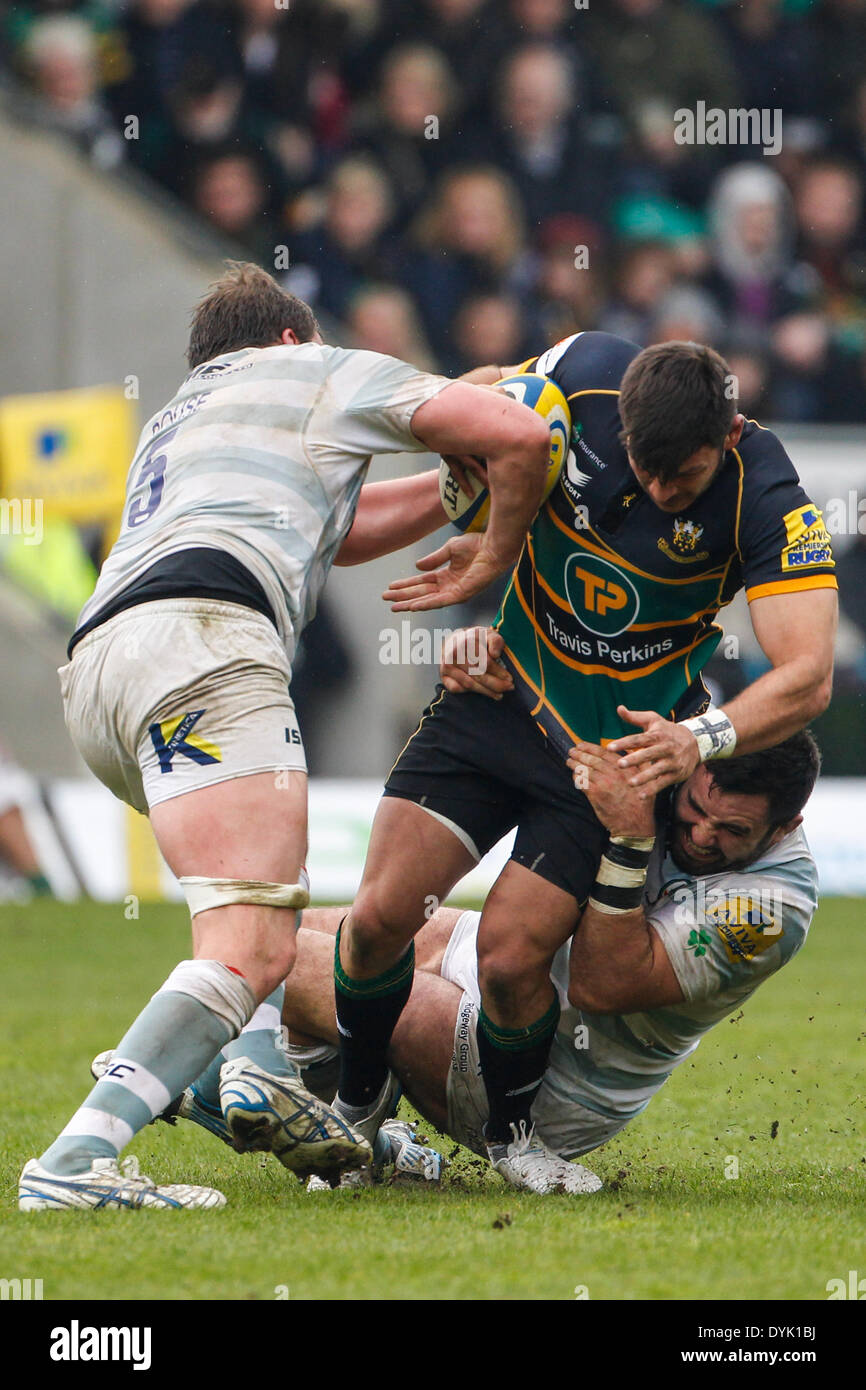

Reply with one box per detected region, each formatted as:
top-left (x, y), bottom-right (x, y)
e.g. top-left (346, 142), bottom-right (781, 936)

top-left (438, 373), bottom-right (571, 533)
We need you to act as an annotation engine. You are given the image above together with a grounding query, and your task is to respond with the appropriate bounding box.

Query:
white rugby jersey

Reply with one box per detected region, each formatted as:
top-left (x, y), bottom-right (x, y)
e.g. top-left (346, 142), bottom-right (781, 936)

top-left (76, 343), bottom-right (450, 662)
top-left (452, 825), bottom-right (817, 1129)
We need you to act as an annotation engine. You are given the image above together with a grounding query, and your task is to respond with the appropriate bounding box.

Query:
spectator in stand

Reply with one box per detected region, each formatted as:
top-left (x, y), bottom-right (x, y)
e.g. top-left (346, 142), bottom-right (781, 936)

top-left (343, 0), bottom-right (497, 126)
top-left (153, 56), bottom-right (276, 195)
top-left (289, 156), bottom-right (406, 321)
top-left (769, 308), bottom-right (866, 421)
top-left (491, 0), bottom-right (613, 124)
top-left (705, 163), bottom-right (819, 336)
top-left (345, 283), bottom-right (437, 370)
top-left (723, 330), bottom-right (773, 418)
top-left (352, 42), bottom-right (462, 230)
top-left (793, 157), bottom-right (866, 324)
top-left (104, 0), bottom-right (229, 128)
top-left (482, 43), bottom-right (610, 228)
top-left (23, 14), bottom-right (124, 168)
top-left (598, 239), bottom-right (676, 345)
top-left (586, 0), bottom-right (740, 137)
top-left (530, 213), bottom-right (608, 345)
top-left (715, 0), bottom-right (819, 118)
top-left (649, 283), bottom-right (725, 348)
top-left (452, 292), bottom-right (531, 376)
top-left (188, 146), bottom-right (280, 260)
top-left (408, 165), bottom-right (531, 365)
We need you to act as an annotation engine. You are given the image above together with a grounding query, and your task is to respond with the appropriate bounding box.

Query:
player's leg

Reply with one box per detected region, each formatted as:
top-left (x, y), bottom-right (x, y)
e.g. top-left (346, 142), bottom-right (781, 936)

top-left (473, 777), bottom-right (608, 1190)
top-left (284, 914), bottom-right (464, 1133)
top-left (333, 795), bottom-right (475, 1131)
top-left (475, 861), bottom-right (579, 1144)
top-left (36, 771), bottom-right (361, 1181)
top-left (332, 686), bottom-right (522, 1137)
top-left (22, 605), bottom-right (367, 1211)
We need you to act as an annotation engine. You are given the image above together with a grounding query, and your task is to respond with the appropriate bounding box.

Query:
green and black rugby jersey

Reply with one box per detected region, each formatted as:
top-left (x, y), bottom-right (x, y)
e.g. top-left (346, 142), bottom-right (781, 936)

top-left (495, 331), bottom-right (837, 756)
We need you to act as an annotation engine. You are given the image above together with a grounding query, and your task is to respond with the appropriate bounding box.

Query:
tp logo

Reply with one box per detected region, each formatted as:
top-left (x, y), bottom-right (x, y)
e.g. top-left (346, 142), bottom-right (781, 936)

top-left (564, 552), bottom-right (639, 637)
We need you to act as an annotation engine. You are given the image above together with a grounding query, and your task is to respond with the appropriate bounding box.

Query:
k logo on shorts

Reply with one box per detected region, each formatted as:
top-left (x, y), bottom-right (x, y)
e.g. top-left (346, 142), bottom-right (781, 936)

top-left (564, 552), bottom-right (640, 638)
top-left (149, 709), bottom-right (222, 773)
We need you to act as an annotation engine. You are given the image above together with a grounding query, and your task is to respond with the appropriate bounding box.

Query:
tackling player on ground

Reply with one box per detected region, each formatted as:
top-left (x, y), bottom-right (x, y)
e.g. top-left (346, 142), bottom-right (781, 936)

top-left (96, 730), bottom-right (821, 1193)
top-left (330, 331), bottom-right (836, 1193)
top-left (18, 263), bottom-right (551, 1212)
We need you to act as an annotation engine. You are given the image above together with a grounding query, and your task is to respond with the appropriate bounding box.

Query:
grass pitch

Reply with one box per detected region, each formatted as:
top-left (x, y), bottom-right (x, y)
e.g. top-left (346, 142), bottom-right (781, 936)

top-left (1, 897), bottom-right (863, 1302)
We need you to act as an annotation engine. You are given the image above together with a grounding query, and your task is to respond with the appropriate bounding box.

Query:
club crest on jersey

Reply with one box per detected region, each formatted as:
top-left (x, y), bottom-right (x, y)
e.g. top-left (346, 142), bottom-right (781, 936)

top-left (657, 517), bottom-right (709, 564)
top-left (149, 709), bottom-right (222, 773)
top-left (780, 505), bottom-right (834, 572)
top-left (705, 893), bottom-right (782, 964)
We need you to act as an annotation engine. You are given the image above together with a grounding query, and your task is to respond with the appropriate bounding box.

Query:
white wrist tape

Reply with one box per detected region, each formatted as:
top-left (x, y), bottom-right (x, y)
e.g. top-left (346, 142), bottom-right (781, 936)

top-left (682, 709), bottom-right (737, 762)
top-left (180, 868), bottom-right (310, 920)
top-left (609, 835), bottom-right (656, 853)
top-left (594, 859), bottom-right (648, 891)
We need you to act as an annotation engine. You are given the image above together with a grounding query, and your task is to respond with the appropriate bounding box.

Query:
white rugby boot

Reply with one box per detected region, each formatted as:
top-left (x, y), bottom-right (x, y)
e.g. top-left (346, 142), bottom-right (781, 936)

top-left (331, 1070), bottom-right (402, 1146)
top-left (487, 1121), bottom-right (603, 1194)
top-left (18, 1155), bottom-right (226, 1211)
top-left (307, 1118), bottom-right (443, 1191)
top-left (219, 1056), bottom-right (372, 1180)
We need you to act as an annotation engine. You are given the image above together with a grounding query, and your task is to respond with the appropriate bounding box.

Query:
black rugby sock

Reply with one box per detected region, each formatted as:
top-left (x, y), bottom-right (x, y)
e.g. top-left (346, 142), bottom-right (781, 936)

top-left (334, 927), bottom-right (414, 1108)
top-left (477, 995), bottom-right (560, 1146)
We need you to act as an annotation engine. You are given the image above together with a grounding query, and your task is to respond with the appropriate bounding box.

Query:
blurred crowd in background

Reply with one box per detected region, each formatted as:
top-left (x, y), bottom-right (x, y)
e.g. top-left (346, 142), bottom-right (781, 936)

top-left (3, 0), bottom-right (866, 421)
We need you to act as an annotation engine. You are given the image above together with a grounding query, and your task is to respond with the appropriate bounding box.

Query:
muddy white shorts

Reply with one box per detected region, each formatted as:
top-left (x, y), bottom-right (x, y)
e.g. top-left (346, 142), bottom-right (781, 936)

top-left (441, 910), bottom-right (631, 1160)
top-left (59, 599), bottom-right (306, 815)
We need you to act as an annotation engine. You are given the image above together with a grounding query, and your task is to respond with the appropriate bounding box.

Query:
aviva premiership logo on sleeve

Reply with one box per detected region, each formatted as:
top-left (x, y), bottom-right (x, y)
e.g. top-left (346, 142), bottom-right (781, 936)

top-left (780, 504), bottom-right (834, 573)
top-left (705, 893), bottom-right (782, 964)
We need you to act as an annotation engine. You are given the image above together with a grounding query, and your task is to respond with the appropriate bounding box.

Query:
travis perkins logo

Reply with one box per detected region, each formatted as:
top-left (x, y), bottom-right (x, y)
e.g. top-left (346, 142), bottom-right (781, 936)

top-left (50, 1321), bottom-right (152, 1371)
top-left (658, 517), bottom-right (709, 565)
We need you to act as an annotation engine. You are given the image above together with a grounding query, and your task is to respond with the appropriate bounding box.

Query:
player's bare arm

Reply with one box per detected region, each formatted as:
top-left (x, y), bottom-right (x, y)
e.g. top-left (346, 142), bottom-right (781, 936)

top-left (606, 587), bottom-right (836, 799)
top-left (567, 742), bottom-right (684, 1014)
top-left (383, 381), bottom-right (550, 611)
top-left (335, 468), bottom-right (482, 566)
top-left (457, 363), bottom-right (520, 386)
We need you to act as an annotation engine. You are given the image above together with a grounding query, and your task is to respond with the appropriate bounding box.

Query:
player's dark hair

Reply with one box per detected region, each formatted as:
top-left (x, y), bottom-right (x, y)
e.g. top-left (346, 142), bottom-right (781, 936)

top-left (708, 729), bottom-right (821, 828)
top-left (187, 262), bottom-right (319, 368)
top-left (618, 341), bottom-right (737, 481)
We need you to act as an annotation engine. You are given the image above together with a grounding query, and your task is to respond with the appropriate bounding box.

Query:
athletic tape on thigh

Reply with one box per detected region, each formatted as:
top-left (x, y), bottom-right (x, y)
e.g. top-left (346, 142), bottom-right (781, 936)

top-left (157, 959), bottom-right (257, 1036)
top-left (179, 867), bottom-right (311, 919)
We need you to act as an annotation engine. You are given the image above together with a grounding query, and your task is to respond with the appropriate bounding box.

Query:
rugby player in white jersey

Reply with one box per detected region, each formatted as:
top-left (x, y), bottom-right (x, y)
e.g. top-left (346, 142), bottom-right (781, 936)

top-left (19, 263), bottom-right (551, 1211)
top-left (95, 727), bottom-right (820, 1192)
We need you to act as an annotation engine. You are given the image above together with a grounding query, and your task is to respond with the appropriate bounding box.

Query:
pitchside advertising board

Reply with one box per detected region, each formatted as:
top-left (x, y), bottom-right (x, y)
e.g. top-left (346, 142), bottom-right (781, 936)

top-left (9, 775), bottom-right (866, 903)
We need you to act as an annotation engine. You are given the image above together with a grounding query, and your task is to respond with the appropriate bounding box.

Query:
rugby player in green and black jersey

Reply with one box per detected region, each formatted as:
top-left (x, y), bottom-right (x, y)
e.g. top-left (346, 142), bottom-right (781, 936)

top-left (330, 331), bottom-right (838, 1195)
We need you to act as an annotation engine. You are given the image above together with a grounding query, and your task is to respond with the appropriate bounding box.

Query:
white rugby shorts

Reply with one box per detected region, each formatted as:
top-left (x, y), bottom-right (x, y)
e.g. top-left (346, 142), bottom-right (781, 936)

top-left (59, 599), bottom-right (305, 814)
top-left (441, 909), bottom-right (630, 1160)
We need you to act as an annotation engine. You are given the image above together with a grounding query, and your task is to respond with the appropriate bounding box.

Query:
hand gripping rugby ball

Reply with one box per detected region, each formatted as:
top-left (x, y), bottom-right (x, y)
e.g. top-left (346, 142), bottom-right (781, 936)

top-left (438, 373), bottom-right (571, 533)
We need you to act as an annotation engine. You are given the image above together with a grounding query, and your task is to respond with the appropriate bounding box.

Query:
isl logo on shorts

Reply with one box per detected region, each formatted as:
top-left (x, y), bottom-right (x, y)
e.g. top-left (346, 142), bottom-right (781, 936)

top-left (564, 551), bottom-right (640, 638)
top-left (149, 709), bottom-right (222, 773)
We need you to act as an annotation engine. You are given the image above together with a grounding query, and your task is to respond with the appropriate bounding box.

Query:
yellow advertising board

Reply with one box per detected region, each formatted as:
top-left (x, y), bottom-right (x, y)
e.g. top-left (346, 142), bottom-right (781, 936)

top-left (0, 385), bottom-right (134, 525)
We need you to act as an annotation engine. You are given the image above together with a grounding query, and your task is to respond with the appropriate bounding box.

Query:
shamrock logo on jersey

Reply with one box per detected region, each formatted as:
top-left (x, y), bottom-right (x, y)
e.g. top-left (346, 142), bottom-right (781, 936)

top-left (687, 928), bottom-right (711, 957)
